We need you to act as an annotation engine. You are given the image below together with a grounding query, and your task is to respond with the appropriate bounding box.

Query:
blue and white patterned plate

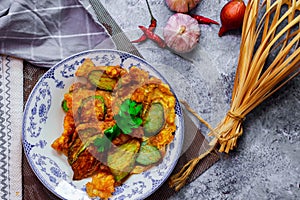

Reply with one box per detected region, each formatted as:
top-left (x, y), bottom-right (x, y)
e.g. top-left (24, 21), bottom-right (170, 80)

top-left (22, 49), bottom-right (184, 200)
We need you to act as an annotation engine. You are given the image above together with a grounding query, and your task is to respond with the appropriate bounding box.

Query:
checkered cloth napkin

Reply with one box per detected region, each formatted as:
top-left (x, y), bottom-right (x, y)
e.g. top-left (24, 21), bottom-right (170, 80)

top-left (0, 0), bottom-right (115, 199)
top-left (0, 0), bottom-right (115, 68)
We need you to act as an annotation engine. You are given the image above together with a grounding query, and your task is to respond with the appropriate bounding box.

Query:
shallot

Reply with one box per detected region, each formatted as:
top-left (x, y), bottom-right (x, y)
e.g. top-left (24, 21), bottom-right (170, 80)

top-left (219, 0), bottom-right (246, 37)
top-left (163, 13), bottom-right (200, 53)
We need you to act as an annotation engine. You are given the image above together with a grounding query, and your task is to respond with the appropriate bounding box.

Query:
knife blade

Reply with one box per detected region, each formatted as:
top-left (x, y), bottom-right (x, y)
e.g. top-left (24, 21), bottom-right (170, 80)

top-left (89, 0), bottom-right (143, 58)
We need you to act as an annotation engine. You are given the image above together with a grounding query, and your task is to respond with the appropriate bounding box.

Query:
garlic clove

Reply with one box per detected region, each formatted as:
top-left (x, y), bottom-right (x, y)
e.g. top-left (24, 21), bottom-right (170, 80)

top-left (165, 0), bottom-right (201, 13)
top-left (163, 13), bottom-right (200, 53)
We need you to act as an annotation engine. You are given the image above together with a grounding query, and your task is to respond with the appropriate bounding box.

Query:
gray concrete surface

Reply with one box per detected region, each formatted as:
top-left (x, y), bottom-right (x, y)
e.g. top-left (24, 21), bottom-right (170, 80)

top-left (100, 0), bottom-right (300, 199)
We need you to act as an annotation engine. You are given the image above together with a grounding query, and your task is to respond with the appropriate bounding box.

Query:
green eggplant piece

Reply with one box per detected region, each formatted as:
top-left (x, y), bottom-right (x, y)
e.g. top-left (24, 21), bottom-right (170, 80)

top-left (68, 137), bottom-right (102, 180)
top-left (61, 99), bottom-right (69, 112)
top-left (107, 140), bottom-right (140, 182)
top-left (136, 144), bottom-right (161, 165)
top-left (68, 138), bottom-right (87, 165)
top-left (68, 127), bottom-right (99, 165)
top-left (77, 95), bottom-right (106, 123)
top-left (143, 103), bottom-right (165, 137)
top-left (88, 70), bottom-right (117, 91)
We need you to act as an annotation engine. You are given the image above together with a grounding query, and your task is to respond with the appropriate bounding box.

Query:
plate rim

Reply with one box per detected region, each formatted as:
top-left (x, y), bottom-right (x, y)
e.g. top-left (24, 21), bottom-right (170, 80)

top-left (22, 49), bottom-right (185, 199)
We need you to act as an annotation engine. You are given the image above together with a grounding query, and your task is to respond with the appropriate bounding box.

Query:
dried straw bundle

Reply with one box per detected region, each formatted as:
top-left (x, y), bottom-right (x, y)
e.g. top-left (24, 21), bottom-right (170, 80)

top-left (170, 0), bottom-right (300, 191)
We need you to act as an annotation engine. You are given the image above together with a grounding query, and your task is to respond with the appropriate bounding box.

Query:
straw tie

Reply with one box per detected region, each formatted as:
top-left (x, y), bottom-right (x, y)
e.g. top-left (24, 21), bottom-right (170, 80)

top-left (226, 111), bottom-right (245, 122)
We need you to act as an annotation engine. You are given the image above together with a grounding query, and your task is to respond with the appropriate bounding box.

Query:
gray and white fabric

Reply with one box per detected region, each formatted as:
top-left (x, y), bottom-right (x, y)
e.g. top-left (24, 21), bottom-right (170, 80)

top-left (0, 56), bottom-right (23, 199)
top-left (0, 0), bottom-right (115, 68)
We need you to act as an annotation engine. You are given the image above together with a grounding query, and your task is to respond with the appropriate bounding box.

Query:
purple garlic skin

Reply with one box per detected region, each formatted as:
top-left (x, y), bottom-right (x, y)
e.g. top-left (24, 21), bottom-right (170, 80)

top-left (163, 13), bottom-right (200, 53)
top-left (165, 0), bottom-right (201, 13)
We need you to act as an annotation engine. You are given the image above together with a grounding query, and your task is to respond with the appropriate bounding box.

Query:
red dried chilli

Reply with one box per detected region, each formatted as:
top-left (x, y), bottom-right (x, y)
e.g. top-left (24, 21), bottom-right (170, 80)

top-left (131, 0), bottom-right (157, 43)
top-left (131, 18), bottom-right (157, 43)
top-left (138, 26), bottom-right (166, 48)
top-left (190, 14), bottom-right (219, 25)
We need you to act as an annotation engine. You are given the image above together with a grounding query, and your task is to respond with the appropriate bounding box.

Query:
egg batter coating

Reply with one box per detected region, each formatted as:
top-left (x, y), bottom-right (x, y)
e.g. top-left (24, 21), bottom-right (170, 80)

top-left (52, 59), bottom-right (177, 199)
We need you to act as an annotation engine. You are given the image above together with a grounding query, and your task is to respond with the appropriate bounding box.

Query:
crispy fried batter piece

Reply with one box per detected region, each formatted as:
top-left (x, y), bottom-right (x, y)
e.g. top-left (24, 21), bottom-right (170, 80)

top-left (75, 58), bottom-right (127, 79)
top-left (51, 111), bottom-right (76, 155)
top-left (111, 133), bottom-right (132, 146)
top-left (86, 172), bottom-right (115, 199)
top-left (68, 137), bottom-right (104, 180)
top-left (112, 66), bottom-right (151, 114)
top-left (75, 58), bottom-right (97, 77)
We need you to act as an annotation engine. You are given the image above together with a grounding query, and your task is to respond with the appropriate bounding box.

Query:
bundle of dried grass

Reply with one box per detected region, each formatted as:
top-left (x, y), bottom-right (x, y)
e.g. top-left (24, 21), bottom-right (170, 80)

top-left (169, 0), bottom-right (300, 191)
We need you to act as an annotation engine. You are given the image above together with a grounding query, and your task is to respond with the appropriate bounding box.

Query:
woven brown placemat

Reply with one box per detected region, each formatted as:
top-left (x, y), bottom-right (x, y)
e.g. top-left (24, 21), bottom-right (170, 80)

top-left (23, 62), bottom-right (58, 200)
top-left (146, 110), bottom-right (219, 200)
top-left (22, 62), bottom-right (219, 200)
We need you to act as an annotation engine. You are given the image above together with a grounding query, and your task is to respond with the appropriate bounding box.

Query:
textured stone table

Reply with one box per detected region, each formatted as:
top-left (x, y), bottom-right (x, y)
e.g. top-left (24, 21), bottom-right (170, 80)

top-left (100, 0), bottom-right (299, 199)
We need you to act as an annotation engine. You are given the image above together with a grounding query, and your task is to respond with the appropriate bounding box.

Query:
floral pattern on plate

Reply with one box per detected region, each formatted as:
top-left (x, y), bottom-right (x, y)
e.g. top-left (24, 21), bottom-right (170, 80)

top-left (22, 49), bottom-right (184, 200)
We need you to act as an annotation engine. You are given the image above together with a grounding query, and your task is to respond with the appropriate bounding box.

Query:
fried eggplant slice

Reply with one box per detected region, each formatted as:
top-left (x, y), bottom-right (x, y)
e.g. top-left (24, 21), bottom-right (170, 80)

top-left (77, 95), bottom-right (106, 123)
top-left (68, 126), bottom-right (99, 164)
top-left (68, 137), bottom-right (103, 180)
top-left (88, 70), bottom-right (118, 91)
top-left (136, 143), bottom-right (161, 165)
top-left (143, 102), bottom-right (165, 137)
top-left (107, 139), bottom-right (140, 182)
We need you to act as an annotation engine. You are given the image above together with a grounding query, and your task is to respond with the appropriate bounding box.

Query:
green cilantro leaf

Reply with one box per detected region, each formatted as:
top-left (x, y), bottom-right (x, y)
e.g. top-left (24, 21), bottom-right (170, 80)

top-left (93, 125), bottom-right (121, 153)
top-left (114, 99), bottom-right (143, 135)
top-left (93, 99), bottom-right (143, 153)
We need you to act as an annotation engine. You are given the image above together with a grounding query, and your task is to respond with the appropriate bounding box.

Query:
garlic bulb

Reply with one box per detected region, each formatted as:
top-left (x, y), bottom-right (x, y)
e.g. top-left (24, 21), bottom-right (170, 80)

top-left (163, 13), bottom-right (200, 53)
top-left (165, 0), bottom-right (200, 13)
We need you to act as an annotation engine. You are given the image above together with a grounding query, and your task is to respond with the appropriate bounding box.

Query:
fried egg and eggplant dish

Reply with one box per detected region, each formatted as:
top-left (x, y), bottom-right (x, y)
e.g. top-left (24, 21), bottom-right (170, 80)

top-left (51, 58), bottom-right (177, 199)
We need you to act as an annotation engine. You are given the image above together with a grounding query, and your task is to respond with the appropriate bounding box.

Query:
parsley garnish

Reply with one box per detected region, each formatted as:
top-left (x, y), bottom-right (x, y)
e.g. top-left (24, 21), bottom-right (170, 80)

top-left (115, 99), bottom-right (143, 134)
top-left (93, 99), bottom-right (143, 152)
